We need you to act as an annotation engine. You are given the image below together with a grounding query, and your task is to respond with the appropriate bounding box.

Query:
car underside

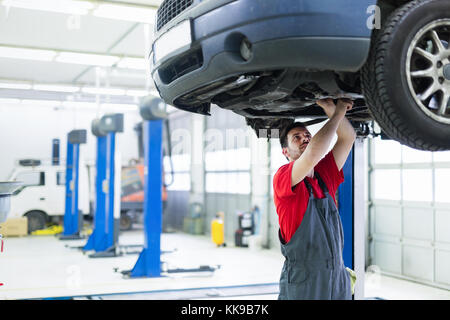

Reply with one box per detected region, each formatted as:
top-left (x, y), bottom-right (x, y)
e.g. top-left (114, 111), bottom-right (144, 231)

top-left (174, 68), bottom-right (373, 138)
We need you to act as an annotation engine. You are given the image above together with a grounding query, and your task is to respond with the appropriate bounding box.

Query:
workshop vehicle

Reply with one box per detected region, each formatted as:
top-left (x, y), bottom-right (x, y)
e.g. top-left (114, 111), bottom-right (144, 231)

top-left (7, 160), bottom-right (90, 233)
top-left (150, 0), bottom-right (450, 151)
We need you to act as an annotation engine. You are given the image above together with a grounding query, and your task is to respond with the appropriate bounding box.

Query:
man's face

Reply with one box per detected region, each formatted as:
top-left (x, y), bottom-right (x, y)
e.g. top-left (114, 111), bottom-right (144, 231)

top-left (282, 127), bottom-right (312, 161)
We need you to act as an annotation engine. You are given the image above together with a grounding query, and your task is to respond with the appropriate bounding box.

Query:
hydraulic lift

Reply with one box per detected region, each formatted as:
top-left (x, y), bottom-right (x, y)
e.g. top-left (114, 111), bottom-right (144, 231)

top-left (83, 114), bottom-right (124, 258)
top-left (338, 138), bottom-right (365, 300)
top-left (122, 96), bottom-right (218, 278)
top-left (60, 129), bottom-right (87, 240)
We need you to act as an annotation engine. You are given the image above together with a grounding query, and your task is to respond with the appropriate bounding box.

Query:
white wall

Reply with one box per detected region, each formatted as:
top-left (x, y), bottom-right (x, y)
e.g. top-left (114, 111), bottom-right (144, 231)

top-left (0, 101), bottom-right (142, 180)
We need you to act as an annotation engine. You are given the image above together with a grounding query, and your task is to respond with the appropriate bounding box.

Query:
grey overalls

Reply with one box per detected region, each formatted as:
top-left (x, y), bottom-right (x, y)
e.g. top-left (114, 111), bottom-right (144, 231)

top-left (278, 172), bottom-right (352, 300)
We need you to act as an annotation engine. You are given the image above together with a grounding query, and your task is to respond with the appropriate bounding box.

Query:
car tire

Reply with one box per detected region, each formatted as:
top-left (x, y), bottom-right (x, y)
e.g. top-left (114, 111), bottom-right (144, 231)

top-left (120, 212), bottom-right (133, 231)
top-left (362, 0), bottom-right (450, 151)
top-left (26, 211), bottom-right (47, 233)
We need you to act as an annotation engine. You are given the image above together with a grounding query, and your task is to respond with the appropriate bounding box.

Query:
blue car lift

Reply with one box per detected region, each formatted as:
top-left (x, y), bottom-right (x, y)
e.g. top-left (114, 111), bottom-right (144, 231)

top-left (338, 138), bottom-right (365, 300)
top-left (83, 114), bottom-right (124, 258)
top-left (122, 96), bottom-right (218, 278)
top-left (60, 129), bottom-right (87, 240)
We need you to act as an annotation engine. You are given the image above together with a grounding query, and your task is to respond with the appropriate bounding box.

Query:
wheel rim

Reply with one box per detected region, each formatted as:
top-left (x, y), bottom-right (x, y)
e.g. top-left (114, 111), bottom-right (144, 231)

top-left (120, 215), bottom-right (131, 230)
top-left (406, 19), bottom-right (450, 124)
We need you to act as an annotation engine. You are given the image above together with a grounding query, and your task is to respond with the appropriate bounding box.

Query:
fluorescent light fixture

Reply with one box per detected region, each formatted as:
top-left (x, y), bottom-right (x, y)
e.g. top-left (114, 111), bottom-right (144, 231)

top-left (81, 87), bottom-right (126, 96)
top-left (0, 46), bottom-right (56, 62)
top-left (56, 52), bottom-right (120, 67)
top-left (101, 103), bottom-right (138, 111)
top-left (117, 57), bottom-right (147, 70)
top-left (63, 101), bottom-right (97, 109)
top-left (0, 81), bottom-right (32, 90)
top-left (2, 0), bottom-right (94, 15)
top-left (93, 4), bottom-right (156, 23)
top-left (33, 84), bottom-right (80, 93)
top-left (126, 89), bottom-right (148, 97)
top-left (0, 98), bottom-right (21, 104)
top-left (22, 99), bottom-right (62, 106)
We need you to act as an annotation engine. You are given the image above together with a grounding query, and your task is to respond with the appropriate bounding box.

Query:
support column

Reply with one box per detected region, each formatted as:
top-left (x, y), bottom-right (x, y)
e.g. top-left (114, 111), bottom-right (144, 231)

top-left (189, 114), bottom-right (205, 205)
top-left (131, 119), bottom-right (163, 277)
top-left (83, 135), bottom-right (107, 251)
top-left (61, 129), bottom-right (87, 240)
top-left (339, 138), bottom-right (366, 300)
top-left (250, 131), bottom-right (271, 249)
top-left (86, 114), bottom-right (123, 257)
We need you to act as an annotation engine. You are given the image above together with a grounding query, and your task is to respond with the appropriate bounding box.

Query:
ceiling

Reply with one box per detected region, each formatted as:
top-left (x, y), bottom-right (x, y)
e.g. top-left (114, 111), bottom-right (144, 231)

top-left (0, 0), bottom-right (163, 105)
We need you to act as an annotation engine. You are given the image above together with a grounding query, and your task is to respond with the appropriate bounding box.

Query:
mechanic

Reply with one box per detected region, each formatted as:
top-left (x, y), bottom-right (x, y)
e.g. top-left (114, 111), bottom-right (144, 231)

top-left (273, 98), bottom-right (356, 300)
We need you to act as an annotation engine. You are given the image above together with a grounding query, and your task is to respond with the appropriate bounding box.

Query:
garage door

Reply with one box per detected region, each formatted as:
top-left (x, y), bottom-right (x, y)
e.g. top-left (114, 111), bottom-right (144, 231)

top-left (369, 139), bottom-right (450, 289)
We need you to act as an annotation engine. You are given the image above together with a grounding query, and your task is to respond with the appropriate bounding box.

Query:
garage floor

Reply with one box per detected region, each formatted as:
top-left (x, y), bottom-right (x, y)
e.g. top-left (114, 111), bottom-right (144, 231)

top-left (0, 230), bottom-right (449, 300)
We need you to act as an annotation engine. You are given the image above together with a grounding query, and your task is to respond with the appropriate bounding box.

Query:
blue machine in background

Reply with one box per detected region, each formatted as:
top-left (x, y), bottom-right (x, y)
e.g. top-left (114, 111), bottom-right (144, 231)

top-left (83, 114), bottom-right (124, 258)
top-left (126, 96), bottom-right (218, 278)
top-left (60, 129), bottom-right (87, 240)
top-left (129, 97), bottom-right (166, 277)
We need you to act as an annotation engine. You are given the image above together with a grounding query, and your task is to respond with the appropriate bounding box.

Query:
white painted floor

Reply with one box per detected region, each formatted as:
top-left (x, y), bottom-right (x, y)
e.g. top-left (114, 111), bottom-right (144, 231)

top-left (0, 230), bottom-right (449, 300)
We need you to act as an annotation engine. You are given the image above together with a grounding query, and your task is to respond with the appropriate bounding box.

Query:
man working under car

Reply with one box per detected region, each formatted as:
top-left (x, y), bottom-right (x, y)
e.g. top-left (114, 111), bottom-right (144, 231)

top-left (273, 98), bottom-right (356, 300)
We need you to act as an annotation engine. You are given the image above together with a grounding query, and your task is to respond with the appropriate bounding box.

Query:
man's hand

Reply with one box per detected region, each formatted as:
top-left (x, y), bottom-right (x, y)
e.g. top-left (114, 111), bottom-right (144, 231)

top-left (317, 98), bottom-right (353, 118)
top-left (332, 98), bottom-right (356, 171)
top-left (336, 98), bottom-right (354, 114)
top-left (316, 98), bottom-right (336, 118)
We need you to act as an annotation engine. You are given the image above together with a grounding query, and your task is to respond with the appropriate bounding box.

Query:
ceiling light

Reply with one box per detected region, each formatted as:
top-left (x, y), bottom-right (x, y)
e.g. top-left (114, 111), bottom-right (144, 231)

top-left (0, 81), bottom-right (32, 90)
top-left (0, 46), bottom-right (56, 62)
top-left (117, 57), bottom-right (147, 70)
top-left (81, 87), bottom-right (126, 96)
top-left (33, 84), bottom-right (80, 93)
top-left (62, 101), bottom-right (97, 109)
top-left (92, 4), bottom-right (156, 23)
top-left (0, 98), bottom-right (21, 104)
top-left (126, 89), bottom-right (148, 97)
top-left (22, 99), bottom-right (62, 106)
top-left (101, 103), bottom-right (138, 111)
top-left (56, 52), bottom-right (120, 67)
top-left (2, 0), bottom-right (94, 15)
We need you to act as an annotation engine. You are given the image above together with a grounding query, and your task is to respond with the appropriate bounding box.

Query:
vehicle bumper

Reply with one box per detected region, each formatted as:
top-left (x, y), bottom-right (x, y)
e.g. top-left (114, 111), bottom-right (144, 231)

top-left (152, 0), bottom-right (376, 108)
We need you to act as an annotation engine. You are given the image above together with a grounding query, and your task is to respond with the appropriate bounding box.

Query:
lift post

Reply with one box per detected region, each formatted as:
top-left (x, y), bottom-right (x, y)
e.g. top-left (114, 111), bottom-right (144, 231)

top-left (83, 119), bottom-right (107, 252)
top-left (85, 114), bottom-right (124, 258)
top-left (130, 97), bottom-right (166, 277)
top-left (338, 138), bottom-right (365, 300)
top-left (60, 129), bottom-right (86, 240)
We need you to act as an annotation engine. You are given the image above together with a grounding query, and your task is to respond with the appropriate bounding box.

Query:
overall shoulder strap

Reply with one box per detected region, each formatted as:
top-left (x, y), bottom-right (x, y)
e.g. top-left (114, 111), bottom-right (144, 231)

top-left (314, 171), bottom-right (329, 193)
top-left (303, 177), bottom-right (313, 195)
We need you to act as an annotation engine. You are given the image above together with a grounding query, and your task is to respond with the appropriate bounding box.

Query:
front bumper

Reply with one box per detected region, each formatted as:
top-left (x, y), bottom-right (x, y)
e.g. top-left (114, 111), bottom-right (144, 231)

top-left (151, 0), bottom-right (376, 111)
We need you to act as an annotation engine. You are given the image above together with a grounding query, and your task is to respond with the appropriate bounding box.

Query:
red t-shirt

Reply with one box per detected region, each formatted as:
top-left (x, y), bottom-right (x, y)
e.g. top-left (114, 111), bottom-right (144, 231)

top-left (273, 151), bottom-right (344, 243)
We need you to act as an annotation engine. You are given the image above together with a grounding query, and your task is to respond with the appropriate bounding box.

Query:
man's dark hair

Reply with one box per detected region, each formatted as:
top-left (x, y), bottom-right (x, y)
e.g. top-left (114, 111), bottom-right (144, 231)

top-left (279, 121), bottom-right (307, 148)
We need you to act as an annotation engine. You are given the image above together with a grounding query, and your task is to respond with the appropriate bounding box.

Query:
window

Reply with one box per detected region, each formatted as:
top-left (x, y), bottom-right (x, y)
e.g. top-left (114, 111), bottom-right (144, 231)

top-left (164, 153), bottom-right (191, 191)
top-left (372, 169), bottom-right (401, 200)
top-left (205, 171), bottom-right (250, 194)
top-left (433, 151), bottom-right (450, 162)
top-left (205, 149), bottom-right (251, 194)
top-left (373, 139), bottom-right (401, 164)
top-left (402, 146), bottom-right (432, 163)
top-left (56, 171), bottom-right (65, 186)
top-left (435, 169), bottom-right (450, 203)
top-left (402, 169), bottom-right (432, 202)
top-left (15, 171), bottom-right (45, 186)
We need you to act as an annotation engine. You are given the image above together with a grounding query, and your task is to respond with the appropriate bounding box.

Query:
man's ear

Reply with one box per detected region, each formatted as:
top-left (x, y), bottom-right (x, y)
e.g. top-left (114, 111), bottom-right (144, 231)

top-left (282, 147), bottom-right (290, 161)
